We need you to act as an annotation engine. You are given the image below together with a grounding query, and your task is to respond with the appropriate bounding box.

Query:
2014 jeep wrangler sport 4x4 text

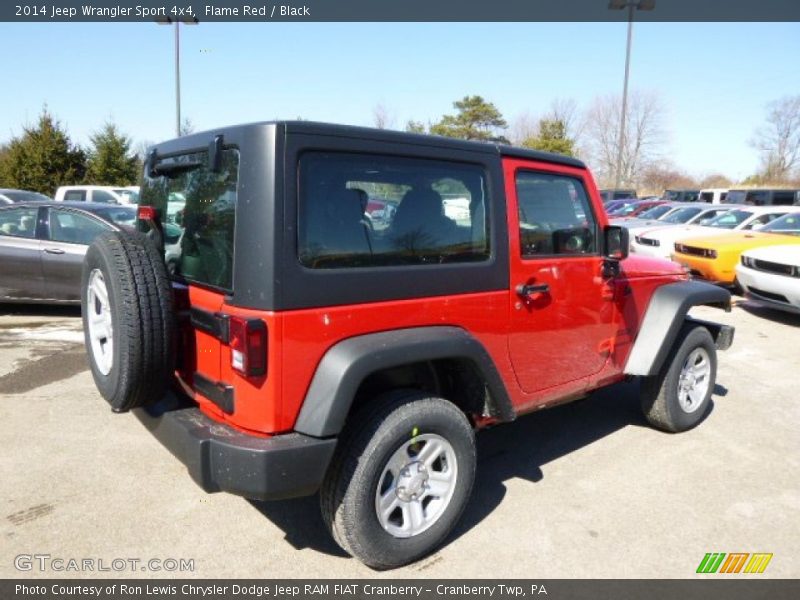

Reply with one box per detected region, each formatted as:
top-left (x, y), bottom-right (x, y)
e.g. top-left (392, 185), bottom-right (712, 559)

top-left (81, 121), bottom-right (734, 569)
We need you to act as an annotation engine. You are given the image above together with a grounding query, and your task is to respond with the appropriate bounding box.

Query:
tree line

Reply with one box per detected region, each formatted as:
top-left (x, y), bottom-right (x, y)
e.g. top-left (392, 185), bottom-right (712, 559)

top-left (2, 94), bottom-right (798, 197)
top-left (379, 93), bottom-right (800, 192)
top-left (0, 110), bottom-right (140, 196)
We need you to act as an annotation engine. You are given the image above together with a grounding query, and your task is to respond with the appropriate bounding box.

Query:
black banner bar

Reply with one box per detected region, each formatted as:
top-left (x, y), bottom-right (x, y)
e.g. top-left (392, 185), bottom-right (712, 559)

top-left (3, 580), bottom-right (800, 600)
top-left (4, 0), bottom-right (800, 23)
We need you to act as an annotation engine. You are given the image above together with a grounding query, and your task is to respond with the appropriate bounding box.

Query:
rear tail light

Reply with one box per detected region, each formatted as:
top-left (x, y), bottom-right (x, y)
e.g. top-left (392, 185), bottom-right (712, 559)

top-left (228, 316), bottom-right (267, 377)
top-left (137, 205), bottom-right (159, 221)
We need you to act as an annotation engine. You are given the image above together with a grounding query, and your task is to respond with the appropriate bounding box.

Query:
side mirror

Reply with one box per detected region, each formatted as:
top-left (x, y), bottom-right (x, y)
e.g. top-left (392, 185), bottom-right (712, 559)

top-left (604, 225), bottom-right (629, 260)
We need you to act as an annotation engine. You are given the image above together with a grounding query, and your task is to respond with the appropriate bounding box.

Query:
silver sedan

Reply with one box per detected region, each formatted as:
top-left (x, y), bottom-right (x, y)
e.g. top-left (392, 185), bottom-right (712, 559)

top-left (0, 202), bottom-right (136, 304)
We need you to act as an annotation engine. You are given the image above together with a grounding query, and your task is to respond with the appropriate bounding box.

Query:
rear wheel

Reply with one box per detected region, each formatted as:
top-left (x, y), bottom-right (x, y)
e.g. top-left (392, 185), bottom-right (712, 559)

top-left (81, 230), bottom-right (175, 412)
top-left (320, 391), bottom-right (476, 569)
top-left (641, 325), bottom-right (717, 432)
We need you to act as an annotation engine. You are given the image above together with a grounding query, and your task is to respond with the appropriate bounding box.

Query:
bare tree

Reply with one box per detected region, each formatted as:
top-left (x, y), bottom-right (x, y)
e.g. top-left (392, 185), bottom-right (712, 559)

top-left (698, 173), bottom-right (732, 189)
top-left (372, 103), bottom-right (395, 130)
top-left (750, 95), bottom-right (800, 183)
top-left (639, 163), bottom-right (697, 196)
top-left (544, 98), bottom-right (586, 152)
top-left (584, 91), bottom-right (666, 188)
top-left (509, 111), bottom-right (538, 146)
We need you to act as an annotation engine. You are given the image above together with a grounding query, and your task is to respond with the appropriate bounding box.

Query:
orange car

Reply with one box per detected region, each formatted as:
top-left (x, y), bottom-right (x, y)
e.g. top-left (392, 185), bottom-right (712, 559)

top-left (671, 212), bottom-right (800, 285)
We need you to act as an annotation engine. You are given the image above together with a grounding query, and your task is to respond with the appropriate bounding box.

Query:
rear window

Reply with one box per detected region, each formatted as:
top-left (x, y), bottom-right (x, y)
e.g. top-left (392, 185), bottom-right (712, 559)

top-left (140, 148), bottom-right (239, 291)
top-left (63, 190), bottom-right (86, 202)
top-left (298, 152), bottom-right (489, 269)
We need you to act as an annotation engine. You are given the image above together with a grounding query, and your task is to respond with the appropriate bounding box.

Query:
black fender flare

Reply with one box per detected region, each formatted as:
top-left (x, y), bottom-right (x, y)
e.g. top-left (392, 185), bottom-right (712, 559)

top-left (293, 326), bottom-right (515, 438)
top-left (623, 280), bottom-right (734, 377)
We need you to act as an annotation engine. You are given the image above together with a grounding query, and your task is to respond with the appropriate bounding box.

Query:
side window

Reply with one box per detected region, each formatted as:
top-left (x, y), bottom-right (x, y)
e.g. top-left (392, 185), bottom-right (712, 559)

top-left (298, 152), bottom-right (489, 269)
top-left (772, 191), bottom-right (795, 206)
top-left (49, 210), bottom-right (110, 244)
top-left (0, 207), bottom-right (39, 239)
top-left (63, 190), bottom-right (86, 202)
top-left (516, 171), bottom-right (596, 257)
top-left (91, 189), bottom-right (117, 204)
top-left (746, 191), bottom-right (768, 206)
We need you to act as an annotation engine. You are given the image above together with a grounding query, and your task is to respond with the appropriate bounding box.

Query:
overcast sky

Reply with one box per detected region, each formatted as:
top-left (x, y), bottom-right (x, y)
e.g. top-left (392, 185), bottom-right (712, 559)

top-left (2, 21), bottom-right (798, 181)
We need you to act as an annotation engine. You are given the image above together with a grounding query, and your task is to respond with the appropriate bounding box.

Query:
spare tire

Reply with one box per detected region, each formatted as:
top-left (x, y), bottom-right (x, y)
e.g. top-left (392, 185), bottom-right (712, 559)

top-left (81, 230), bottom-right (175, 412)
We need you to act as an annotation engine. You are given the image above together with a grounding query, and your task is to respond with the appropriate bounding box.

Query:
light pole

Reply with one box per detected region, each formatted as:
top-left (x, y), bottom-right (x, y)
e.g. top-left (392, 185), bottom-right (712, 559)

top-left (158, 17), bottom-right (198, 137)
top-left (608, 0), bottom-right (654, 189)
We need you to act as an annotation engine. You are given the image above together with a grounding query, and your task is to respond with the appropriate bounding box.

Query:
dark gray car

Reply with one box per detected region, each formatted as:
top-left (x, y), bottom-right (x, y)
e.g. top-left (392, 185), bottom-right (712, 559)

top-left (0, 188), bottom-right (52, 204)
top-left (0, 202), bottom-right (135, 304)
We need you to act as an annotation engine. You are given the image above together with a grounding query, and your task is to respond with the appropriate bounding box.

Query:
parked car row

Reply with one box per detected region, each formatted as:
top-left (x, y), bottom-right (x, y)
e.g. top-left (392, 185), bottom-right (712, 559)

top-left (613, 199), bottom-right (800, 314)
top-left (1, 185), bottom-right (141, 206)
top-left (602, 187), bottom-right (800, 207)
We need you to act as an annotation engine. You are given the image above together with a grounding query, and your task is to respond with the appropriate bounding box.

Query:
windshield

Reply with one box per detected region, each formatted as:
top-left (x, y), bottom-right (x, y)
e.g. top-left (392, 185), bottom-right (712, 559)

top-left (638, 205), bottom-right (673, 220)
top-left (705, 209), bottom-right (751, 229)
top-left (4, 190), bottom-right (51, 202)
top-left (762, 213), bottom-right (800, 236)
top-left (661, 207), bottom-right (703, 224)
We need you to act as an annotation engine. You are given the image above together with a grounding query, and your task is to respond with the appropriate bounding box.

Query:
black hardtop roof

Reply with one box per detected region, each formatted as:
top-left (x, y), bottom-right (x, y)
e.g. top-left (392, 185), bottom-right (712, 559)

top-left (163, 120), bottom-right (586, 170)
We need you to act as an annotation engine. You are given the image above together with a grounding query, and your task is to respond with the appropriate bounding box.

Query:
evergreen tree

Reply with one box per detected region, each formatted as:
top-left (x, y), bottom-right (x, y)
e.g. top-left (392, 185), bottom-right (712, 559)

top-left (430, 96), bottom-right (509, 143)
top-left (521, 119), bottom-right (576, 157)
top-left (85, 122), bottom-right (139, 185)
top-left (0, 144), bottom-right (9, 187)
top-left (0, 109), bottom-right (86, 195)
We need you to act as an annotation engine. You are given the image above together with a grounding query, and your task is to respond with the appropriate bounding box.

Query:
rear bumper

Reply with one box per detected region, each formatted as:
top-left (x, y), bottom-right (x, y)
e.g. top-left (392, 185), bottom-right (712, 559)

top-left (133, 394), bottom-right (337, 501)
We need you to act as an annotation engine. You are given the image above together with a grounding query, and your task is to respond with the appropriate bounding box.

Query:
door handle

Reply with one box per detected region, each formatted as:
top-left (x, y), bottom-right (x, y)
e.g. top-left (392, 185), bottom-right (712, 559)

top-left (515, 283), bottom-right (550, 297)
top-left (43, 248), bottom-right (65, 255)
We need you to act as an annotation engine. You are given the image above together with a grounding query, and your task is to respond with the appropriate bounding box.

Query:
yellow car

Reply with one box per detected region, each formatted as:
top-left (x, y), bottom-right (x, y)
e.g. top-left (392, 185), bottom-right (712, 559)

top-left (671, 212), bottom-right (800, 285)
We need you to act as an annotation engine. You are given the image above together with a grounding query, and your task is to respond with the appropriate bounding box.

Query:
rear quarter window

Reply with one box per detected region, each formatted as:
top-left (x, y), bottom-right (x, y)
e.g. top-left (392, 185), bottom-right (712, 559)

top-left (298, 152), bottom-right (489, 269)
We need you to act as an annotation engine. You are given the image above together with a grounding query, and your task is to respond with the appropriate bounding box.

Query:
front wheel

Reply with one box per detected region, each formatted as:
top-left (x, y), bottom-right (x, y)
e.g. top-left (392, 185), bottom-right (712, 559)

top-left (320, 391), bottom-right (476, 569)
top-left (640, 325), bottom-right (717, 432)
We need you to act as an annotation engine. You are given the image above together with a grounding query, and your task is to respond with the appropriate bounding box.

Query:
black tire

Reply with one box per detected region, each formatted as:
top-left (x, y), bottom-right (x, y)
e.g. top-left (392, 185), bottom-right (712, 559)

top-left (81, 230), bottom-right (175, 412)
top-left (732, 277), bottom-right (744, 296)
top-left (640, 325), bottom-right (717, 432)
top-left (320, 391), bottom-right (476, 570)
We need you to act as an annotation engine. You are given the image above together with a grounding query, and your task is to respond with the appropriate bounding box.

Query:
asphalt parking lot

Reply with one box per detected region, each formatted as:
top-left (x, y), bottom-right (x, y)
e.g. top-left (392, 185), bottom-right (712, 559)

top-left (1, 300), bottom-right (798, 579)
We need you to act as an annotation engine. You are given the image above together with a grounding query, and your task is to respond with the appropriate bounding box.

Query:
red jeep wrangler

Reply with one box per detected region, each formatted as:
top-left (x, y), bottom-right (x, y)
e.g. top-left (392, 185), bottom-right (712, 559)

top-left (81, 122), bottom-right (734, 569)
